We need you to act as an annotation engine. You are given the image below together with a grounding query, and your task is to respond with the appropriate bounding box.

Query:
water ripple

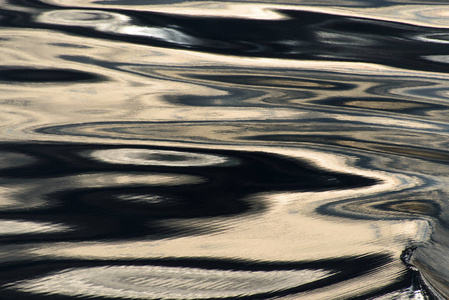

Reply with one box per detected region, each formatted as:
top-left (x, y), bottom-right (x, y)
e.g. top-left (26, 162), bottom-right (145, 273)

top-left (10, 265), bottom-right (331, 299)
top-left (87, 148), bottom-right (236, 167)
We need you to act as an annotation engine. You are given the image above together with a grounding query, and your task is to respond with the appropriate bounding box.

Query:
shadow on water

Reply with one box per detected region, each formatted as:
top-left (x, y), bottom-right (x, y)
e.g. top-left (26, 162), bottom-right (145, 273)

top-left (0, 143), bottom-right (377, 243)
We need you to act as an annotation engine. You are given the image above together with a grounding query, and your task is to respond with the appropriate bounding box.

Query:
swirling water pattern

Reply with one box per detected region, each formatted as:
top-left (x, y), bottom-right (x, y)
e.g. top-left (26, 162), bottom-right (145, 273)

top-left (1, 0), bottom-right (449, 299)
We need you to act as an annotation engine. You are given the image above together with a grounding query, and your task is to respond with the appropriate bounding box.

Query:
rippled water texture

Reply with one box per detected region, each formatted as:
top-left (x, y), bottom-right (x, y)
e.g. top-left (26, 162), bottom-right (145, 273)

top-left (3, 0), bottom-right (449, 299)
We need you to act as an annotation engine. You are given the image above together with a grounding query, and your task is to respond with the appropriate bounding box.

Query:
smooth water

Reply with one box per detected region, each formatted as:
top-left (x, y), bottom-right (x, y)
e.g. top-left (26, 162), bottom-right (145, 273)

top-left (1, 0), bottom-right (449, 299)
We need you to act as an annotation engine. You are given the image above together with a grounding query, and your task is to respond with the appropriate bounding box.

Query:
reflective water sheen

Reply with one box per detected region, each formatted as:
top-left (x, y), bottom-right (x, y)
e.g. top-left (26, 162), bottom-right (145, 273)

top-left (1, 0), bottom-right (449, 299)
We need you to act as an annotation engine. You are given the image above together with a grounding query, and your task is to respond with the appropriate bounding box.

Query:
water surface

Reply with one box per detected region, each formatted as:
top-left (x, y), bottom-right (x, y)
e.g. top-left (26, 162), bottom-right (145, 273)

top-left (1, 0), bottom-right (449, 298)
